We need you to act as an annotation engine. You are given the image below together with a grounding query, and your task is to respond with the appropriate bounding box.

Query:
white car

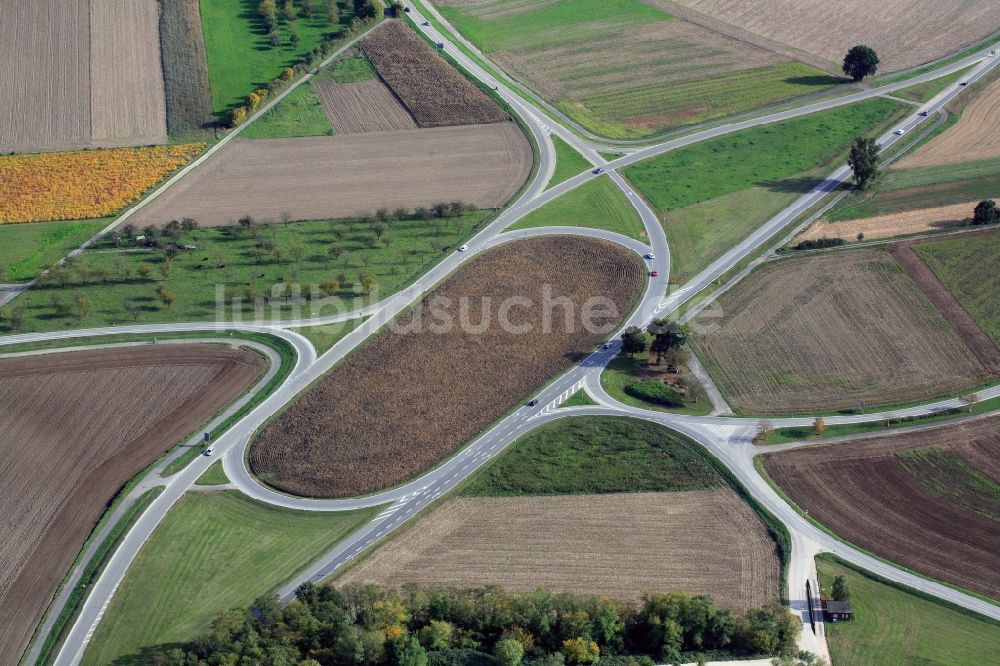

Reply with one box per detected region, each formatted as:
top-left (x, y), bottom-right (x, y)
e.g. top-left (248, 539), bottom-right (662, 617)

top-left (203, 446), bottom-right (216, 456)
top-left (644, 253), bottom-right (655, 260)
top-left (458, 245), bottom-right (469, 252)
top-left (894, 128), bottom-right (906, 135)
top-left (602, 342), bottom-right (612, 350)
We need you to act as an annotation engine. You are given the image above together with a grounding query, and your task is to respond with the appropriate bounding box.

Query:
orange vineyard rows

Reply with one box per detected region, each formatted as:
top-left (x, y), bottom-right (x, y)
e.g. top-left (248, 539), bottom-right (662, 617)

top-left (0, 144), bottom-right (204, 224)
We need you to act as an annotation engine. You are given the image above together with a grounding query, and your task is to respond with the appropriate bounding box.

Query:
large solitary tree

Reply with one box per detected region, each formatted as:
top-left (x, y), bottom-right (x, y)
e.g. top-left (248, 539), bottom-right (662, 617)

top-left (843, 45), bottom-right (880, 81)
top-left (972, 199), bottom-right (999, 225)
top-left (847, 136), bottom-right (881, 190)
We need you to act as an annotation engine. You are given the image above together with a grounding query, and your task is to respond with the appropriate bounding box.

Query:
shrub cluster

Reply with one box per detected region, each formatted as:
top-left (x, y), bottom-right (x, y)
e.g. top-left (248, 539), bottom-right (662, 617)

top-left (793, 237), bottom-right (845, 251)
top-left (149, 584), bottom-right (801, 666)
top-left (624, 380), bottom-right (685, 407)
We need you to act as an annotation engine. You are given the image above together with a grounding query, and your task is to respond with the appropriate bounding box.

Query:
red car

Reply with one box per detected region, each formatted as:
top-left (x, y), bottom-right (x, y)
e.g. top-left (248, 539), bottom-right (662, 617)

top-left (650, 270), bottom-right (659, 277)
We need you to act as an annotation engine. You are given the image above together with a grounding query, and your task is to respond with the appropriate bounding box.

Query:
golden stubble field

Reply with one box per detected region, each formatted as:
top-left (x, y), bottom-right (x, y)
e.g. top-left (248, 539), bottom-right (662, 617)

top-left (0, 344), bottom-right (265, 666)
top-left (897, 77), bottom-right (1000, 169)
top-left (799, 201), bottom-right (984, 243)
top-left (692, 249), bottom-right (990, 415)
top-left (667, 0), bottom-right (1000, 72)
top-left (337, 491), bottom-right (781, 611)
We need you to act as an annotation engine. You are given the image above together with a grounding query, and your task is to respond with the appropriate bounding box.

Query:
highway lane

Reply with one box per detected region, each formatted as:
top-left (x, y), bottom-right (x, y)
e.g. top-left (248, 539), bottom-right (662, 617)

top-left (30, 14), bottom-right (1000, 664)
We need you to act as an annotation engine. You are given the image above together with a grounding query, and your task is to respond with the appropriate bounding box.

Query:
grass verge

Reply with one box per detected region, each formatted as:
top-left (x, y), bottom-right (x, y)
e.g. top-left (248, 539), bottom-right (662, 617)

top-left (560, 389), bottom-right (596, 407)
top-left (507, 176), bottom-right (647, 241)
top-left (600, 353), bottom-right (712, 416)
top-left (816, 554), bottom-right (1000, 665)
top-left (34, 487), bottom-right (163, 666)
top-left (292, 316), bottom-right (367, 355)
top-left (195, 461), bottom-right (229, 486)
top-left (240, 84), bottom-right (333, 138)
top-left (549, 135), bottom-right (592, 188)
top-left (79, 491), bottom-right (381, 665)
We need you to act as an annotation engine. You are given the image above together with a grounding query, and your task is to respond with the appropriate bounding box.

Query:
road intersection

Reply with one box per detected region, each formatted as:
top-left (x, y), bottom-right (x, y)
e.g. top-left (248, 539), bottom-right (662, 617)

top-left (3, 10), bottom-right (999, 665)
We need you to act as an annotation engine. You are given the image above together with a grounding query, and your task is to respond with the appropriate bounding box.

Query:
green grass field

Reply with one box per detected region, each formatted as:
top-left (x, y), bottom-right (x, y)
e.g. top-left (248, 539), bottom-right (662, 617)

top-left (625, 98), bottom-right (901, 212)
top-left (560, 389), bottom-right (596, 407)
top-left (325, 54), bottom-right (377, 82)
top-left (293, 316), bottom-right (366, 355)
top-left (826, 157), bottom-right (1000, 221)
top-left (0, 219), bottom-right (110, 283)
top-left (572, 62), bottom-right (840, 139)
top-left (463, 416), bottom-right (722, 496)
top-left (199, 0), bottom-right (352, 117)
top-left (0, 212), bottom-right (489, 333)
top-left (195, 461), bottom-right (229, 485)
top-left (623, 98), bottom-right (903, 278)
top-left (437, 0), bottom-right (669, 53)
top-left (507, 176), bottom-right (646, 240)
top-left (914, 231), bottom-right (1000, 346)
top-left (549, 135), bottom-right (592, 188)
top-left (240, 85), bottom-right (333, 139)
top-left (600, 353), bottom-right (712, 416)
top-left (816, 555), bottom-right (1000, 666)
top-left (895, 66), bottom-right (975, 103)
top-left (81, 491), bottom-right (379, 665)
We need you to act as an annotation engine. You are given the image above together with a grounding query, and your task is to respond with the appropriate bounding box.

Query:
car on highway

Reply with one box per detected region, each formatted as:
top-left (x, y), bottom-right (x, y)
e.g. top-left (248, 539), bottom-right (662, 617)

top-left (991, 49), bottom-right (997, 56)
top-left (894, 128), bottom-right (906, 135)
top-left (645, 253), bottom-right (655, 260)
top-left (592, 167), bottom-right (604, 175)
top-left (602, 342), bottom-right (613, 350)
top-left (960, 81), bottom-right (969, 86)
top-left (458, 245), bottom-right (469, 252)
top-left (421, 20), bottom-right (430, 26)
top-left (527, 399), bottom-right (538, 407)
top-left (918, 110), bottom-right (929, 116)
top-left (203, 446), bottom-right (216, 456)
top-left (650, 270), bottom-right (659, 277)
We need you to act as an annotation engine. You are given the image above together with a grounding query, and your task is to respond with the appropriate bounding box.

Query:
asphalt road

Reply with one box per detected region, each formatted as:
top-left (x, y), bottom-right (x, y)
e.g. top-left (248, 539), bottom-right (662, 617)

top-left (4, 11), bottom-right (997, 664)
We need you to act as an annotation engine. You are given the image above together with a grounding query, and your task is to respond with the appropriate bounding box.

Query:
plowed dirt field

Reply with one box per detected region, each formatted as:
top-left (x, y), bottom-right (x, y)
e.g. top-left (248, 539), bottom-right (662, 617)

top-left (764, 414), bottom-right (1000, 598)
top-left (314, 79), bottom-right (417, 133)
top-left (250, 236), bottom-right (645, 497)
top-left (0, 344), bottom-right (265, 665)
top-left (692, 249), bottom-right (990, 415)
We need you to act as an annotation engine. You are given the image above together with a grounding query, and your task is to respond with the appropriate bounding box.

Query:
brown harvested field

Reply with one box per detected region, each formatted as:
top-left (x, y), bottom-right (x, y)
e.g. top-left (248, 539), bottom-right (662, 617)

top-left (129, 125), bottom-right (531, 227)
top-left (360, 21), bottom-right (507, 127)
top-left (314, 78), bottom-right (418, 133)
top-left (763, 414), bottom-right (1000, 598)
top-left (692, 249), bottom-right (991, 415)
top-left (799, 200), bottom-right (984, 243)
top-left (0, 0), bottom-right (167, 153)
top-left (250, 236), bottom-right (645, 498)
top-left (89, 0), bottom-right (167, 144)
top-left (0, 344), bottom-right (265, 666)
top-left (897, 76), bottom-right (1000, 168)
top-left (337, 492), bottom-right (780, 611)
top-left (159, 0), bottom-right (214, 134)
top-left (666, 0), bottom-right (1000, 72)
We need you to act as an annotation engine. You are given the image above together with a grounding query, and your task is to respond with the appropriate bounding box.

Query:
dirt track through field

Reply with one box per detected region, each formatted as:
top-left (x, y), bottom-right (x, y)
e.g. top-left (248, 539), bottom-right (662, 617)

top-left (897, 77), bottom-right (1000, 168)
top-left (665, 0), bottom-right (1000, 72)
top-left (315, 79), bottom-right (417, 133)
top-left (0, 345), bottom-right (265, 666)
top-left (693, 249), bottom-right (990, 415)
top-left (764, 415), bottom-right (1000, 598)
top-left (250, 236), bottom-right (645, 497)
top-left (129, 125), bottom-right (531, 226)
top-left (801, 201), bottom-right (984, 243)
top-left (337, 492), bottom-right (780, 611)
top-left (890, 237), bottom-right (1000, 375)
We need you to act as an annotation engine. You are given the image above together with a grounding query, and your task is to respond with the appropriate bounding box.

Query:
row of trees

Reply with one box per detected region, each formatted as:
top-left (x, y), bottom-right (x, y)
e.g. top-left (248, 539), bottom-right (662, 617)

top-left (148, 584), bottom-right (803, 666)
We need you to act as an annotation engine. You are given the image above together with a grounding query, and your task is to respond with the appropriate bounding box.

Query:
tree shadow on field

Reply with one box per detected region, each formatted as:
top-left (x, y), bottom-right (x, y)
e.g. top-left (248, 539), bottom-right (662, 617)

top-left (109, 642), bottom-right (187, 665)
top-left (761, 176), bottom-right (846, 194)
top-left (784, 74), bottom-right (846, 87)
